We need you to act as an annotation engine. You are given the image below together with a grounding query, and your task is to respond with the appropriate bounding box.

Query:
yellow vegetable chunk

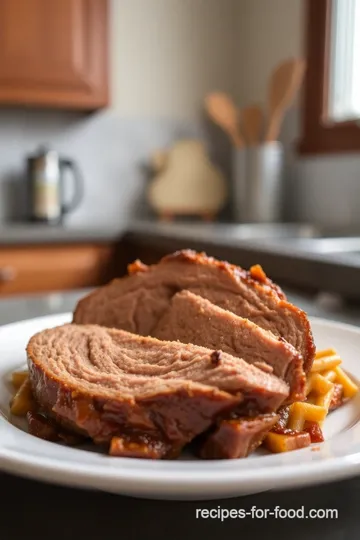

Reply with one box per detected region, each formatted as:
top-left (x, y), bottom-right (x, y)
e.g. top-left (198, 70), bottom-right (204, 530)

top-left (311, 355), bottom-right (342, 373)
top-left (10, 377), bottom-right (35, 416)
top-left (264, 432), bottom-right (311, 453)
top-left (11, 370), bottom-right (29, 389)
top-left (334, 367), bottom-right (358, 398)
top-left (322, 370), bottom-right (337, 382)
top-left (287, 402), bottom-right (327, 431)
top-left (315, 348), bottom-right (337, 359)
top-left (306, 373), bottom-right (333, 396)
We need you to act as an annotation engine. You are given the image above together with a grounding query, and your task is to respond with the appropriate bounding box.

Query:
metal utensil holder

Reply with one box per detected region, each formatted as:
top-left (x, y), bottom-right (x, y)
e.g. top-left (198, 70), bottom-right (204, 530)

top-left (233, 142), bottom-right (283, 223)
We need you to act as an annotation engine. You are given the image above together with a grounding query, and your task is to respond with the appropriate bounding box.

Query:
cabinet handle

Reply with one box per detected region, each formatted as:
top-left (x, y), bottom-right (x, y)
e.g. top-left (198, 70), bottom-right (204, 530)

top-left (0, 266), bottom-right (17, 282)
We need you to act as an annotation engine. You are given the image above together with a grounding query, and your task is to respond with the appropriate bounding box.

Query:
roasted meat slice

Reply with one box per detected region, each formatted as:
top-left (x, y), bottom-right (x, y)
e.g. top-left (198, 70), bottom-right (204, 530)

top-left (153, 290), bottom-right (305, 401)
top-left (27, 324), bottom-right (289, 457)
top-left (73, 250), bottom-right (315, 372)
top-left (198, 414), bottom-right (279, 459)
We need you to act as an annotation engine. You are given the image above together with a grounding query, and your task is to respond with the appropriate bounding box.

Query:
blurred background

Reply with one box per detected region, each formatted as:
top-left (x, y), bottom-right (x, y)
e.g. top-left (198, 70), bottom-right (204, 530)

top-left (1, 0), bottom-right (360, 318)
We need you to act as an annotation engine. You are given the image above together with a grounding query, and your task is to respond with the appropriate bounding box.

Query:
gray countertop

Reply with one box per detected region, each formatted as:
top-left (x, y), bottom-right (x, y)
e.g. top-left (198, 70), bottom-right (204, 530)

top-left (0, 223), bottom-right (127, 244)
top-left (1, 219), bottom-right (359, 270)
top-left (128, 221), bottom-right (360, 269)
top-left (1, 219), bottom-right (360, 300)
top-left (0, 220), bottom-right (316, 245)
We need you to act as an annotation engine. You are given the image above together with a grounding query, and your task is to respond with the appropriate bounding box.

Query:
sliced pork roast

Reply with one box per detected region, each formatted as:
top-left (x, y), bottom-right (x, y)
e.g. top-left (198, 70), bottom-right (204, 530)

top-left (73, 250), bottom-right (315, 372)
top-left (27, 324), bottom-right (289, 458)
top-left (152, 290), bottom-right (306, 402)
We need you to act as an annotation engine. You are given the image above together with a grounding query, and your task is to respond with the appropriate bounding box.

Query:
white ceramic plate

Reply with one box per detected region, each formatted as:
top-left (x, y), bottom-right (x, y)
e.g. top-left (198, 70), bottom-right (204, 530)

top-left (1, 313), bottom-right (360, 501)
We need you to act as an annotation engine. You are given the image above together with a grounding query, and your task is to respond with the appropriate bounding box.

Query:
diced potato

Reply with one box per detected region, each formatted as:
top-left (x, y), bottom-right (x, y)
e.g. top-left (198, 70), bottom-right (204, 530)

top-left (264, 432), bottom-right (311, 453)
top-left (322, 370), bottom-right (337, 382)
top-left (11, 370), bottom-right (29, 389)
top-left (306, 373), bottom-right (333, 396)
top-left (314, 388), bottom-right (334, 415)
top-left (10, 377), bottom-right (35, 416)
top-left (334, 367), bottom-right (358, 399)
top-left (315, 348), bottom-right (337, 360)
top-left (311, 355), bottom-right (342, 373)
top-left (287, 402), bottom-right (327, 431)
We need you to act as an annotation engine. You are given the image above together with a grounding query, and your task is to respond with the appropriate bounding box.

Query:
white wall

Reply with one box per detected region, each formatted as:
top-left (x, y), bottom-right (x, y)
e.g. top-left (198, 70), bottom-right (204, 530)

top-left (235, 0), bottom-right (304, 107)
top-left (111, 0), bottom-right (237, 120)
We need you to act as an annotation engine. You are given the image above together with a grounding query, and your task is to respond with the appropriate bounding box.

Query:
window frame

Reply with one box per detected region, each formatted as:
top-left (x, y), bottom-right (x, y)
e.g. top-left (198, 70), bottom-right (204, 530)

top-left (299, 0), bottom-right (360, 154)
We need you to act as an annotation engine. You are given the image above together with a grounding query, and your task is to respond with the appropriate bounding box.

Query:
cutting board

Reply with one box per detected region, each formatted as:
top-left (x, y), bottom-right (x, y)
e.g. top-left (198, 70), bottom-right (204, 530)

top-left (147, 139), bottom-right (227, 221)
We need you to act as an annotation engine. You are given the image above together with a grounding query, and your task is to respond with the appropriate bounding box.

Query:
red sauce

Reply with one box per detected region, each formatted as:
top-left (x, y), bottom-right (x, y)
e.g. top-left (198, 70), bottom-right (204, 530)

top-left (304, 422), bottom-right (324, 443)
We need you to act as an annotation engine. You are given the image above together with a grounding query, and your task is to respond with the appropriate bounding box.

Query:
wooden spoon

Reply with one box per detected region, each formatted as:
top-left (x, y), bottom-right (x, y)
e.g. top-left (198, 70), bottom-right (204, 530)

top-left (205, 92), bottom-right (244, 148)
top-left (265, 58), bottom-right (306, 142)
top-left (241, 104), bottom-right (263, 146)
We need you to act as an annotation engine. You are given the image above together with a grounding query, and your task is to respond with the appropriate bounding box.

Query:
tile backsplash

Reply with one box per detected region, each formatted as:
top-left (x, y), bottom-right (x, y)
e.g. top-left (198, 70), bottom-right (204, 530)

top-left (0, 108), bottom-right (232, 228)
top-left (1, 107), bottom-right (360, 230)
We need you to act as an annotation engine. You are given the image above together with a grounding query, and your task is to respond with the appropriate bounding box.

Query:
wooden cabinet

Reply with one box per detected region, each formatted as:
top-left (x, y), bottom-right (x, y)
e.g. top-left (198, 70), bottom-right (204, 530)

top-left (0, 243), bottom-right (117, 296)
top-left (0, 0), bottom-right (109, 110)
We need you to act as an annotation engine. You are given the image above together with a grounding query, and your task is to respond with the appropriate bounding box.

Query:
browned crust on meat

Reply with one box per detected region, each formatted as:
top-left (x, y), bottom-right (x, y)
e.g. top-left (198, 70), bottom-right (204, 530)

top-left (160, 250), bottom-right (287, 300)
top-left (284, 355), bottom-right (306, 403)
top-left (278, 299), bottom-right (316, 373)
top-left (128, 260), bottom-right (148, 274)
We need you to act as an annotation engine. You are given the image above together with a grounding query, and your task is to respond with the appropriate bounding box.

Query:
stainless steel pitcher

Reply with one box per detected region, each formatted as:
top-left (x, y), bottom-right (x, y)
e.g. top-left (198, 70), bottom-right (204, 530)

top-left (26, 146), bottom-right (84, 223)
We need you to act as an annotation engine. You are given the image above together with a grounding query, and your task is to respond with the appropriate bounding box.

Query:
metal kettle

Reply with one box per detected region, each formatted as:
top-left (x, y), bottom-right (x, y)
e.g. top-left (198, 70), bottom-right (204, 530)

top-left (26, 146), bottom-right (84, 223)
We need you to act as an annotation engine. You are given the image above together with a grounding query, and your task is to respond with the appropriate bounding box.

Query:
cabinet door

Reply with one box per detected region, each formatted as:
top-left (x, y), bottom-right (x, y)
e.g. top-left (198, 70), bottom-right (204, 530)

top-left (0, 244), bottom-right (116, 296)
top-left (0, 0), bottom-right (109, 110)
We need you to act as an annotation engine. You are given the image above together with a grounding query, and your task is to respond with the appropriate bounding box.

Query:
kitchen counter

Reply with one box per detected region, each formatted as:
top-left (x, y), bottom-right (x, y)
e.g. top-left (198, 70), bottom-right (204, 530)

top-left (0, 223), bottom-right (126, 244)
top-left (128, 220), bottom-right (359, 263)
top-left (1, 288), bottom-right (360, 540)
top-left (1, 219), bottom-right (360, 299)
top-left (0, 220), bottom-right (316, 245)
top-left (127, 220), bottom-right (360, 269)
top-left (0, 219), bottom-right (359, 256)
top-left (126, 220), bottom-right (360, 300)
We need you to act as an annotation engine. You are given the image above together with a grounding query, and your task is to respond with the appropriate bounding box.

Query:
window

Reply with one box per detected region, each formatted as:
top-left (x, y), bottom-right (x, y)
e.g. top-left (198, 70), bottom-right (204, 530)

top-left (299, 0), bottom-right (360, 154)
top-left (329, 0), bottom-right (360, 121)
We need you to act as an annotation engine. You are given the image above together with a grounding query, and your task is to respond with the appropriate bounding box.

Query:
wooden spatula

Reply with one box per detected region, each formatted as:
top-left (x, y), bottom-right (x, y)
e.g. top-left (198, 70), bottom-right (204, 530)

top-left (241, 105), bottom-right (263, 146)
top-left (265, 58), bottom-right (306, 142)
top-left (205, 92), bottom-right (244, 148)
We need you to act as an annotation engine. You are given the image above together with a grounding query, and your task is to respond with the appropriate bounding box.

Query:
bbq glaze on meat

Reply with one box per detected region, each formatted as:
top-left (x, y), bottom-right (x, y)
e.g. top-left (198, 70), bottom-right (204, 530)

top-left (198, 414), bottom-right (279, 459)
top-left (152, 290), bottom-right (306, 402)
top-left (26, 411), bottom-right (85, 445)
top-left (27, 324), bottom-right (289, 458)
top-left (73, 250), bottom-right (315, 372)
